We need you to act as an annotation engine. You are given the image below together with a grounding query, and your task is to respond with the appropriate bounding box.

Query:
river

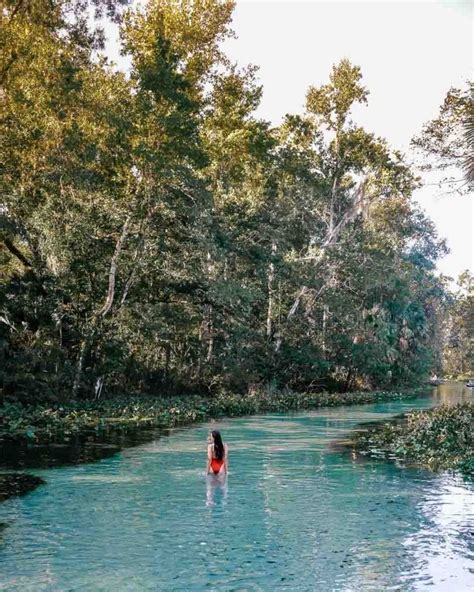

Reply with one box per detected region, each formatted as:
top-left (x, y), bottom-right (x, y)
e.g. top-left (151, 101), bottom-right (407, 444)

top-left (0, 383), bottom-right (472, 591)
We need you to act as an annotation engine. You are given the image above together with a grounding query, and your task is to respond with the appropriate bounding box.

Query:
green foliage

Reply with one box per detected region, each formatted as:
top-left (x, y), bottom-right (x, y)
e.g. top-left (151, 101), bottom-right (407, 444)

top-left (442, 272), bottom-right (474, 378)
top-left (353, 403), bottom-right (474, 474)
top-left (0, 0), bottom-right (453, 401)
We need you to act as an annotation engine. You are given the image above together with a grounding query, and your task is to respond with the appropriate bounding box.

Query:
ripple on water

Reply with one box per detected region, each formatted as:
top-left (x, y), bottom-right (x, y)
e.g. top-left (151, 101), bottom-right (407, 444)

top-left (0, 389), bottom-right (473, 591)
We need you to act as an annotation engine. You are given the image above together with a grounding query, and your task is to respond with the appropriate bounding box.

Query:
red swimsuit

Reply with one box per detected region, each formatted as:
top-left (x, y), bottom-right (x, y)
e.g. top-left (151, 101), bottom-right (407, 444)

top-left (210, 457), bottom-right (225, 474)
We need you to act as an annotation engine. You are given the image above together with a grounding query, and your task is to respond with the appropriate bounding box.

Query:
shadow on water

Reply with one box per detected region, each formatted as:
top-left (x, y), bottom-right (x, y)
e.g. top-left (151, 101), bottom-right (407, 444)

top-left (0, 387), bottom-right (434, 472)
top-left (0, 474), bottom-right (46, 502)
top-left (0, 382), bottom-right (472, 591)
top-left (1, 382), bottom-right (471, 502)
top-left (0, 425), bottom-right (171, 502)
top-left (0, 424), bottom-right (172, 471)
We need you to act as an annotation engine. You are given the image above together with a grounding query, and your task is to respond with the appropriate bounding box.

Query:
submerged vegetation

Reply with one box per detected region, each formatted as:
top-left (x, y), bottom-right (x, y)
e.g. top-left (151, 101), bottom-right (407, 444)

top-left (2, 0), bottom-right (472, 405)
top-left (352, 402), bottom-right (474, 474)
top-left (0, 473), bottom-right (46, 502)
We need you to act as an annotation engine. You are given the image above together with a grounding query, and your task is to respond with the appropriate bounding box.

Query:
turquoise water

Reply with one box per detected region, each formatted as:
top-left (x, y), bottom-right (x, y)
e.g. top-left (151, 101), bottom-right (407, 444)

top-left (1, 384), bottom-right (473, 591)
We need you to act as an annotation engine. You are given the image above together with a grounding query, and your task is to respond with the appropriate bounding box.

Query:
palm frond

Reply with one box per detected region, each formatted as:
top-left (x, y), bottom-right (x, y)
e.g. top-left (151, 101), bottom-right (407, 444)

top-left (463, 98), bottom-right (474, 188)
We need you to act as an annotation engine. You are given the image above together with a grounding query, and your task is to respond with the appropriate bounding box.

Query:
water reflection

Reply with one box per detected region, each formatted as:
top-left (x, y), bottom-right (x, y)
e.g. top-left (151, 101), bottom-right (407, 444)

top-left (0, 385), bottom-right (472, 591)
top-left (431, 381), bottom-right (474, 404)
top-left (401, 473), bottom-right (474, 591)
top-left (205, 474), bottom-right (228, 507)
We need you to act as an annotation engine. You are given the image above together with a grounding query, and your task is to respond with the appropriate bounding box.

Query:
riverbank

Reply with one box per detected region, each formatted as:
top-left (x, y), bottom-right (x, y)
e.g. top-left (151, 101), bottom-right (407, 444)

top-left (2, 389), bottom-right (472, 590)
top-left (351, 402), bottom-right (474, 475)
top-left (0, 387), bottom-right (429, 502)
top-left (0, 387), bottom-right (427, 446)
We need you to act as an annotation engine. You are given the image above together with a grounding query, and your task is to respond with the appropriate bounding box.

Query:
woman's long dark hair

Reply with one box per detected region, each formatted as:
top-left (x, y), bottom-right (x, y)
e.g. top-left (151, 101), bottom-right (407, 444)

top-left (211, 430), bottom-right (224, 460)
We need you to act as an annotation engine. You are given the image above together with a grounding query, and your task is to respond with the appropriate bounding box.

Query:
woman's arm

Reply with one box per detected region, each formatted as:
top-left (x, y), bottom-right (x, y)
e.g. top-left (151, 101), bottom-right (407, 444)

top-left (206, 444), bottom-right (212, 474)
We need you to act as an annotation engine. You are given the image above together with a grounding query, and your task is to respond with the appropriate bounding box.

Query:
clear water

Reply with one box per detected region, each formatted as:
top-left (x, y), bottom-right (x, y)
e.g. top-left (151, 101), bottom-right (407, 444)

top-left (1, 384), bottom-right (473, 591)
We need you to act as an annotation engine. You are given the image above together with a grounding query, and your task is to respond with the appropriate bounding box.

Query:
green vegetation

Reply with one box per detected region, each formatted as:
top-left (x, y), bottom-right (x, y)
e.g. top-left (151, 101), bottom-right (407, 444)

top-left (1, 0), bottom-right (460, 403)
top-left (441, 273), bottom-right (474, 380)
top-left (352, 403), bottom-right (474, 474)
top-left (0, 388), bottom-right (425, 445)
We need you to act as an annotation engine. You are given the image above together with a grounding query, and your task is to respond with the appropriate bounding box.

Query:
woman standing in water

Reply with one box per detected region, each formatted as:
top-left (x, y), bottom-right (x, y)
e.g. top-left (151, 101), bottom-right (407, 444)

top-left (207, 430), bottom-right (228, 475)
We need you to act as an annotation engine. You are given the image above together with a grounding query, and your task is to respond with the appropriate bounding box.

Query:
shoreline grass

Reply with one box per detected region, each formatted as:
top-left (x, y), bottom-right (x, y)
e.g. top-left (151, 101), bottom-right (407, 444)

top-left (0, 387), bottom-right (428, 446)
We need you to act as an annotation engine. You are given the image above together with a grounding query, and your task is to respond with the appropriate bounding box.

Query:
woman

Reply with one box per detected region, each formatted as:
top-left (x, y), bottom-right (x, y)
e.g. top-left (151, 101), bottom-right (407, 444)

top-left (207, 430), bottom-right (228, 476)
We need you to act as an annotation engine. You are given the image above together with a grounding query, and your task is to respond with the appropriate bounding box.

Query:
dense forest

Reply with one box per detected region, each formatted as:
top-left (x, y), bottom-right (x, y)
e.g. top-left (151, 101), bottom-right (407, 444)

top-left (1, 0), bottom-right (472, 402)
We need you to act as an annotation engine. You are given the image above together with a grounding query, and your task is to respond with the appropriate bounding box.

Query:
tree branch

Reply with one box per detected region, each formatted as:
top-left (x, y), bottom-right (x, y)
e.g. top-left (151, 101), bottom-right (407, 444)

top-left (98, 214), bottom-right (131, 318)
top-left (1, 237), bottom-right (33, 269)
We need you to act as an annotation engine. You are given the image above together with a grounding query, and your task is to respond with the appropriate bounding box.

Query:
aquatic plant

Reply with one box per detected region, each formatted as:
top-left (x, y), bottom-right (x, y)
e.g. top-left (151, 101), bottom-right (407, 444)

top-left (352, 402), bottom-right (474, 474)
top-left (0, 387), bottom-right (426, 445)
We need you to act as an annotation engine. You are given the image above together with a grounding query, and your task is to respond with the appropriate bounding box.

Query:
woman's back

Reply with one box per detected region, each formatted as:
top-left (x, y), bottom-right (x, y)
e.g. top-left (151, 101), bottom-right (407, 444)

top-left (207, 431), bottom-right (228, 475)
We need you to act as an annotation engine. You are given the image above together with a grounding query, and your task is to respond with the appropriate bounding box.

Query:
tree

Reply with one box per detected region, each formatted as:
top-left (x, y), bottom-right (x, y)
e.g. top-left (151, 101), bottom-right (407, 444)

top-left (443, 272), bottom-right (474, 378)
top-left (0, 2), bottom-right (451, 400)
top-left (411, 82), bottom-right (473, 194)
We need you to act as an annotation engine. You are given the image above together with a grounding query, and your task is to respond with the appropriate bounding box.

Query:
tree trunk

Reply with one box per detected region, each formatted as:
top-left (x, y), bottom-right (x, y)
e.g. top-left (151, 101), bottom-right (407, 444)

top-left (72, 329), bottom-right (94, 398)
top-left (72, 214), bottom-right (131, 397)
top-left (206, 306), bottom-right (214, 362)
top-left (205, 251), bottom-right (214, 363)
top-left (266, 241), bottom-right (277, 338)
top-left (287, 178), bottom-right (367, 320)
top-left (94, 376), bottom-right (104, 400)
top-left (98, 215), bottom-right (131, 317)
top-left (322, 304), bottom-right (328, 357)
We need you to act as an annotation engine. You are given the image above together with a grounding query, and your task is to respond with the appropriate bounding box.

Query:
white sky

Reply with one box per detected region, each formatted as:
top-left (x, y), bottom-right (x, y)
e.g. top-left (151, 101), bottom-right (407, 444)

top-left (105, 0), bottom-right (473, 282)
